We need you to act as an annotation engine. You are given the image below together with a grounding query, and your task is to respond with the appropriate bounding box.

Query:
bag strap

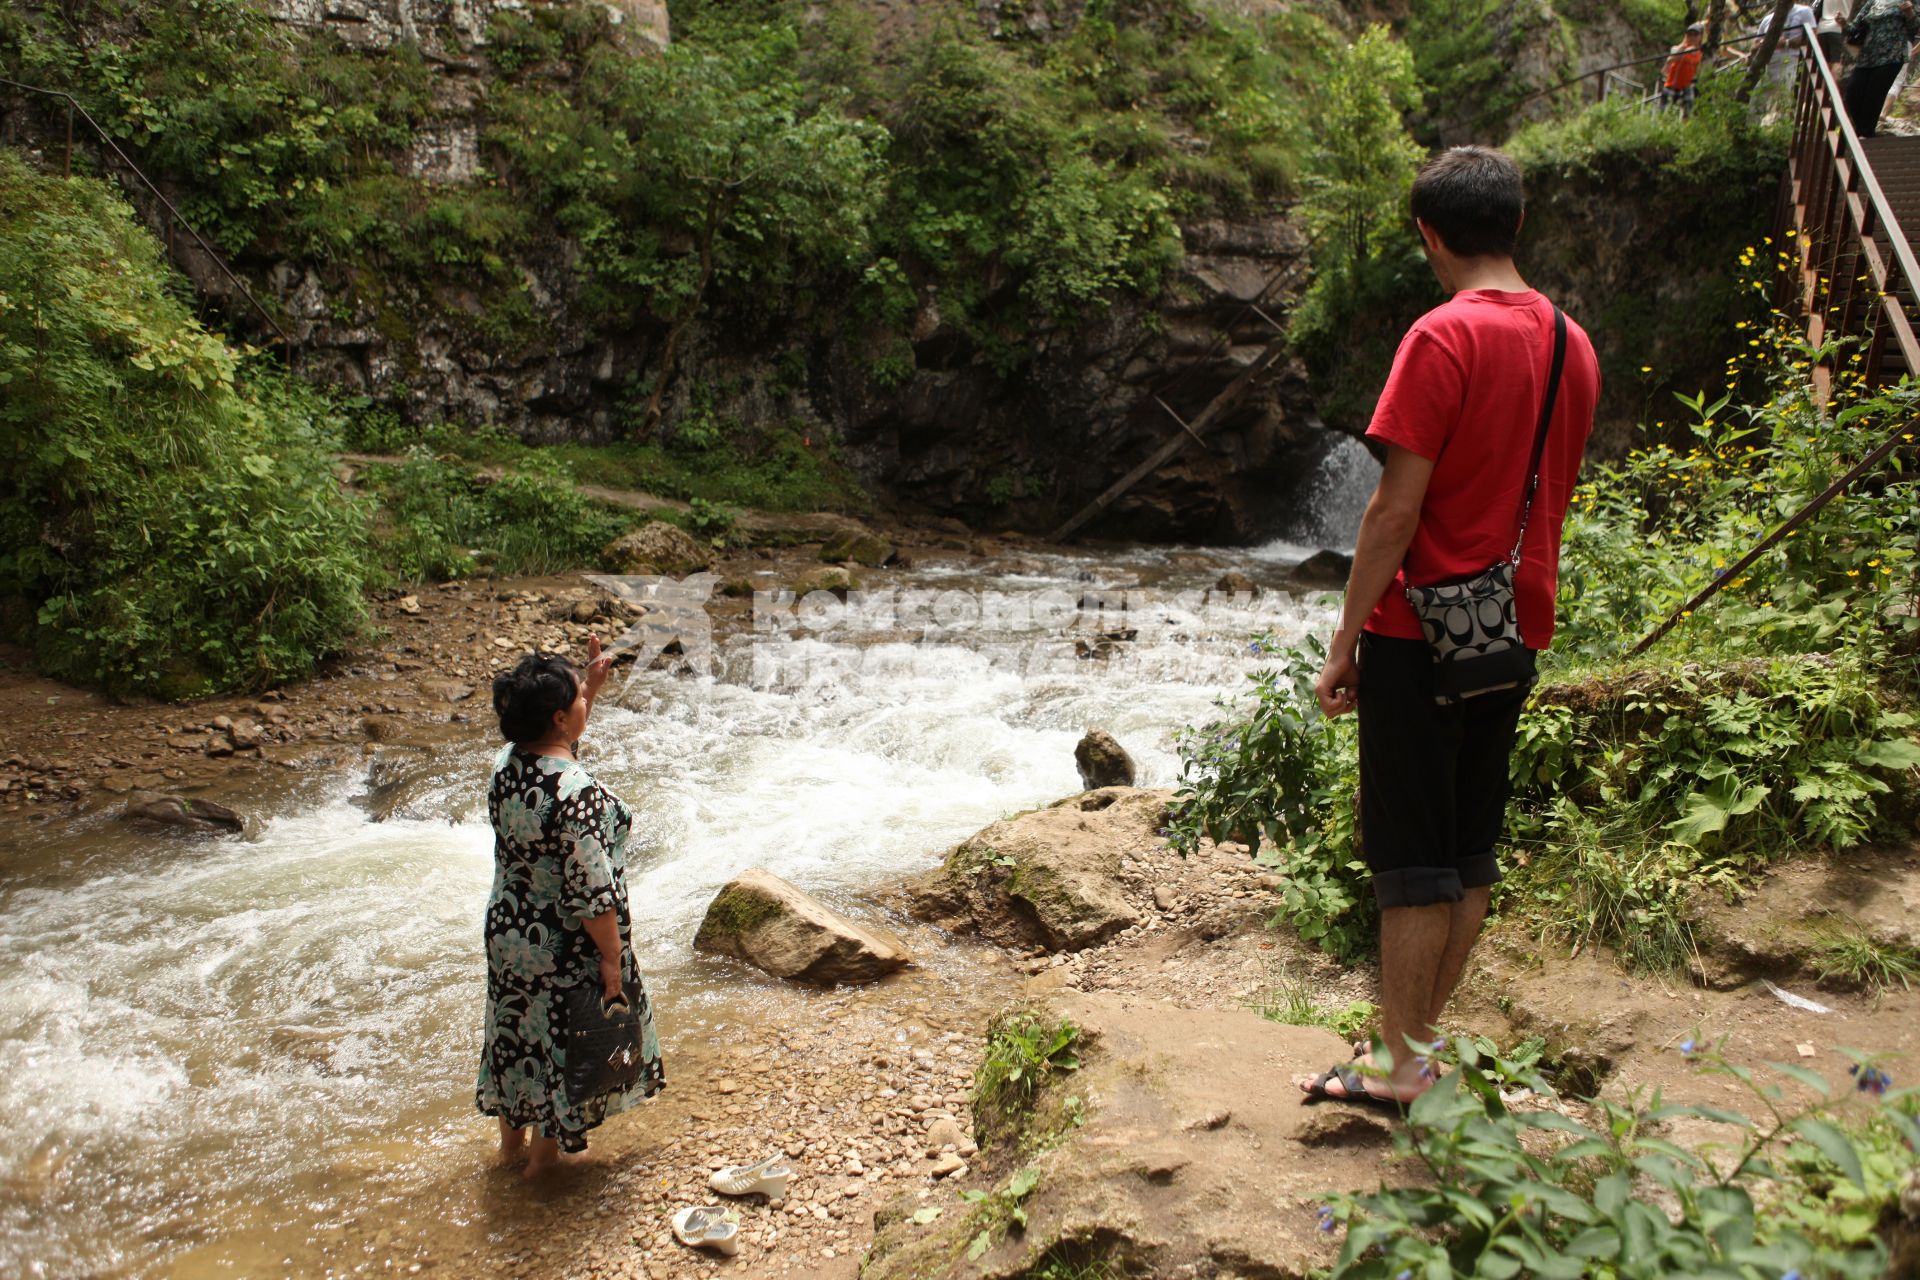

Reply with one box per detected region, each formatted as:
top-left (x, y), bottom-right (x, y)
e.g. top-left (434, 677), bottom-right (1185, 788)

top-left (1507, 306), bottom-right (1568, 565)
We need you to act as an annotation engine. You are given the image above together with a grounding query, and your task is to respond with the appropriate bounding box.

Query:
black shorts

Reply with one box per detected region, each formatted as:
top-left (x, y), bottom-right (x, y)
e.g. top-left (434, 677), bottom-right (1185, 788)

top-left (1356, 632), bottom-right (1533, 909)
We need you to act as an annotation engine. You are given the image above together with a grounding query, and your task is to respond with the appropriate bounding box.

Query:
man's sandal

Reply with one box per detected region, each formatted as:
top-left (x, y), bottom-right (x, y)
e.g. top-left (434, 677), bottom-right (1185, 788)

top-left (1300, 1064), bottom-right (1408, 1114)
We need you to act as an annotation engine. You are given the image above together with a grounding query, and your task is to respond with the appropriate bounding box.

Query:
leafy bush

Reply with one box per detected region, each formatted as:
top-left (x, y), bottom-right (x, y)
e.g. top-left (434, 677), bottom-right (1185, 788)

top-left (362, 450), bottom-right (631, 585)
top-left (0, 150), bottom-right (367, 697)
top-left (1323, 1037), bottom-right (1913, 1278)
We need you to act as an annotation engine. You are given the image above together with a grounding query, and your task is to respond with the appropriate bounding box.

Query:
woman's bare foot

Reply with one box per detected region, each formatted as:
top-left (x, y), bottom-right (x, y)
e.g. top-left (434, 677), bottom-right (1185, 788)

top-left (521, 1134), bottom-right (591, 1179)
top-left (497, 1119), bottom-right (528, 1166)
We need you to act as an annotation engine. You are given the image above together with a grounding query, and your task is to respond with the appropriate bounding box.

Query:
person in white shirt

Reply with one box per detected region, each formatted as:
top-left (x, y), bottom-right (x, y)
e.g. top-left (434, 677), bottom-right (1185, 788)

top-left (1754, 1), bottom-right (1821, 86)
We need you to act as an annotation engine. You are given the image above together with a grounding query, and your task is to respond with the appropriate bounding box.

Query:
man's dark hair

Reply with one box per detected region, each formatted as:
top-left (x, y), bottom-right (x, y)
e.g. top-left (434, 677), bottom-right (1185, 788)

top-left (1409, 146), bottom-right (1525, 259)
top-left (492, 653), bottom-right (579, 744)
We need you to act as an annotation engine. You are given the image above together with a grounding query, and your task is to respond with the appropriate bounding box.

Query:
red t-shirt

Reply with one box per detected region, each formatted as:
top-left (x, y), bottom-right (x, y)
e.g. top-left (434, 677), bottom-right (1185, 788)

top-left (1363, 289), bottom-right (1600, 648)
top-left (1664, 47), bottom-right (1703, 91)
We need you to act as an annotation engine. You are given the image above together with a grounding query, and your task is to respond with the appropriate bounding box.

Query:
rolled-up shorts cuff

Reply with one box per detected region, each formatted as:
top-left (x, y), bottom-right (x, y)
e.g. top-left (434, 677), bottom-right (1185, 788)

top-left (1457, 851), bottom-right (1503, 891)
top-left (1372, 866), bottom-right (1465, 909)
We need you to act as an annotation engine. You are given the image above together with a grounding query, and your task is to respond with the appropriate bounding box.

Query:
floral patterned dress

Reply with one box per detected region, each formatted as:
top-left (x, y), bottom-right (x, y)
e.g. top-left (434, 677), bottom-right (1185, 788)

top-left (476, 745), bottom-right (664, 1151)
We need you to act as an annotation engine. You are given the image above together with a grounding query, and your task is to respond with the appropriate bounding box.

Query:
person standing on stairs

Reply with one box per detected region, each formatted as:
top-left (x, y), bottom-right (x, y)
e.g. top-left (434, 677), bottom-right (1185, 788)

top-left (1297, 147), bottom-right (1599, 1111)
top-left (1844, 0), bottom-right (1920, 137)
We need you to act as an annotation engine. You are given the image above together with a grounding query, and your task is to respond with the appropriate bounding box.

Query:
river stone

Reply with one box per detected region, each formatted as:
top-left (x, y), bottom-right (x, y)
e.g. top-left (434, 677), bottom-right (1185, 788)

top-left (693, 868), bottom-right (912, 986)
top-left (122, 790), bottom-right (247, 835)
top-left (818, 526), bottom-right (894, 567)
top-left (1073, 728), bottom-right (1136, 790)
top-left (907, 788), bottom-right (1161, 952)
top-left (794, 565), bottom-right (857, 598)
top-left (602, 520), bottom-right (713, 577)
top-left (1291, 548), bottom-right (1353, 588)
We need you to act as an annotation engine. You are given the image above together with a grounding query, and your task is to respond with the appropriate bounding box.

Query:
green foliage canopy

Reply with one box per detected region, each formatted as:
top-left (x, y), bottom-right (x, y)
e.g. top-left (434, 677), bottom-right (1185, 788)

top-left (0, 150), bottom-right (367, 697)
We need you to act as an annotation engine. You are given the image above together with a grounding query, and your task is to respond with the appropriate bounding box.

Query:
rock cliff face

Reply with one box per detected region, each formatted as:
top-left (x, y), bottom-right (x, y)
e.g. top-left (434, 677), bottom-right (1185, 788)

top-left (224, 1), bottom-right (1332, 543)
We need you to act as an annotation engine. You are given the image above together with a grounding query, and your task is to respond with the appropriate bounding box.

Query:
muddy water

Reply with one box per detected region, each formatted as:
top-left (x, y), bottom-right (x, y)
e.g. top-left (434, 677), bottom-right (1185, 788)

top-left (0, 544), bottom-right (1341, 1278)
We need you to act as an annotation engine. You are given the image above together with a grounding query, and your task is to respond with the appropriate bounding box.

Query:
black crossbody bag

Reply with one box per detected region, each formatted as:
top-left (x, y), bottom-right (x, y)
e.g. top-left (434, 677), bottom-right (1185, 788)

top-left (1403, 306), bottom-right (1567, 707)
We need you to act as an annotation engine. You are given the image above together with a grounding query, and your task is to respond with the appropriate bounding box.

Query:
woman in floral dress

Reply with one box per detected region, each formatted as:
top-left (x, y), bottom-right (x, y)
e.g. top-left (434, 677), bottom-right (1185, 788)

top-left (478, 639), bottom-right (664, 1177)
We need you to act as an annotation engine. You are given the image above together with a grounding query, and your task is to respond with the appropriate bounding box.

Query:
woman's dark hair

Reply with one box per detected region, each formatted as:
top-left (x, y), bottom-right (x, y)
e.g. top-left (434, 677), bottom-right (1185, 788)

top-left (1409, 146), bottom-right (1525, 259)
top-left (492, 653), bottom-right (579, 744)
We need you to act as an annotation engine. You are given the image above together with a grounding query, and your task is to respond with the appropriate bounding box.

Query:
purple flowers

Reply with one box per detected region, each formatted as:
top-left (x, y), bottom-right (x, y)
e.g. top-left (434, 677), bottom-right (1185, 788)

top-left (1850, 1063), bottom-right (1892, 1096)
top-left (1678, 1038), bottom-right (1698, 1057)
top-left (1316, 1204), bottom-right (1337, 1233)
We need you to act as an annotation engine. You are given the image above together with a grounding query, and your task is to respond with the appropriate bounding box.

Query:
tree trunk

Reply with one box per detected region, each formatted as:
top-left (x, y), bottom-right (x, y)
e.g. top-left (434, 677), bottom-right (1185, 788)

top-left (1707, 0), bottom-right (1729, 53)
top-left (1738, 0), bottom-right (1797, 101)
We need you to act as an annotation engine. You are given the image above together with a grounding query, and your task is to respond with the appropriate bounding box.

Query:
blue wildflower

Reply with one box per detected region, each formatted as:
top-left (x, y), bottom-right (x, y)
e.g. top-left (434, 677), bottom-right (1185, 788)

top-left (1851, 1064), bottom-right (1892, 1096)
top-left (1678, 1038), bottom-right (1697, 1056)
top-left (1248, 640), bottom-right (1265, 655)
top-left (1316, 1205), bottom-right (1337, 1233)
top-left (1783, 1270), bottom-right (1803, 1280)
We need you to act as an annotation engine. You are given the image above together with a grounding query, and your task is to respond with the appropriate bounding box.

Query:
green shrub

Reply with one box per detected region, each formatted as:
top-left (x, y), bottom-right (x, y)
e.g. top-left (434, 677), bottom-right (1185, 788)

top-left (363, 450), bottom-right (631, 585)
top-left (971, 1010), bottom-right (1082, 1149)
top-left (1323, 1037), bottom-right (1911, 1278)
top-left (0, 150), bottom-right (367, 697)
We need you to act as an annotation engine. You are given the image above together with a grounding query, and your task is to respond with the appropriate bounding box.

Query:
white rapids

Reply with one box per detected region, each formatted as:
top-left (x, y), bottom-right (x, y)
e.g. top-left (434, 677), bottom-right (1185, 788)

top-left (0, 543), bottom-right (1337, 1277)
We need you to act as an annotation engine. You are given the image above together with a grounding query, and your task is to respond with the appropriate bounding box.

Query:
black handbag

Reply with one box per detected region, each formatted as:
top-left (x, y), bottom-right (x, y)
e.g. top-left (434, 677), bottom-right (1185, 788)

top-left (564, 979), bottom-right (648, 1105)
top-left (1402, 306), bottom-right (1567, 706)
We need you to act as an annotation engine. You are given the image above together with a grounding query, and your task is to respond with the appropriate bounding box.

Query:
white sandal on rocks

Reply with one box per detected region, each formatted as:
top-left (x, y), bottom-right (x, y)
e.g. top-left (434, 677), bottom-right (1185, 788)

top-left (707, 1153), bottom-right (793, 1205)
top-left (671, 1205), bottom-right (741, 1257)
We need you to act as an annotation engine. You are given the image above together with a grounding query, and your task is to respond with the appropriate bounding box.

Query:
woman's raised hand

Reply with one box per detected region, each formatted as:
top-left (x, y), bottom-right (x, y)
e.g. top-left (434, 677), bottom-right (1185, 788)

top-left (583, 633), bottom-right (614, 698)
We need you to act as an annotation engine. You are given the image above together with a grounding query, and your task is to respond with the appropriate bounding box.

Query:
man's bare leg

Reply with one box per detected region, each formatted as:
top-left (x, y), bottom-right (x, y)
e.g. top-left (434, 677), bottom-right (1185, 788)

top-left (1300, 901), bottom-right (1451, 1102)
top-left (1425, 887), bottom-right (1491, 1030)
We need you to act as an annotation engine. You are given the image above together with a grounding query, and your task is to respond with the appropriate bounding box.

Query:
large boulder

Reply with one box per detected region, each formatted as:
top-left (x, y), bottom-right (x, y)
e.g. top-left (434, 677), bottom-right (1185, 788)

top-left (907, 788), bottom-right (1166, 952)
top-left (1073, 728), bottom-right (1136, 790)
top-left (1291, 548), bottom-right (1353, 588)
top-left (602, 520), bottom-right (713, 577)
top-left (693, 868), bottom-right (911, 986)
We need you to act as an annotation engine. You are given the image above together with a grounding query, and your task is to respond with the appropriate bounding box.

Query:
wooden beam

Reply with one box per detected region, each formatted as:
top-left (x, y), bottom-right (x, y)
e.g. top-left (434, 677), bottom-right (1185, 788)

top-left (1050, 338), bottom-right (1289, 542)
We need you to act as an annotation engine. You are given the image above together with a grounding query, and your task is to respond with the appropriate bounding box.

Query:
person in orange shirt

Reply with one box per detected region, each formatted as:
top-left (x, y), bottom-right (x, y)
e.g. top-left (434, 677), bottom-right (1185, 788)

top-left (1661, 22), bottom-right (1706, 115)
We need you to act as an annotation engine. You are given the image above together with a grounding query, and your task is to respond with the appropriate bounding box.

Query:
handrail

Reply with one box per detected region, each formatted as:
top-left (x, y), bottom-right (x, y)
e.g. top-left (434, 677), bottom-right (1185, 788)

top-left (1788, 34), bottom-right (1920, 378)
top-left (1626, 33), bottom-right (1920, 655)
top-left (0, 75), bottom-right (293, 354)
top-left (1511, 32), bottom-right (1770, 110)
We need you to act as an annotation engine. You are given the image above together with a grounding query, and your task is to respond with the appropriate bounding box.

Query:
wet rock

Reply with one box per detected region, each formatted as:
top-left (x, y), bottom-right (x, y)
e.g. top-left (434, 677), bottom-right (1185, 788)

top-left (122, 790), bottom-right (246, 835)
top-left (1213, 570), bottom-right (1258, 596)
top-left (818, 527), bottom-right (894, 568)
top-left (1291, 548), bottom-right (1354, 588)
top-left (793, 566), bottom-right (857, 598)
top-left (1073, 728), bottom-right (1136, 790)
top-left (693, 868), bottom-right (912, 986)
top-left (603, 521), bottom-right (713, 577)
top-left (907, 788), bottom-right (1161, 952)
top-left (420, 679), bottom-right (476, 703)
top-left (228, 719), bottom-right (264, 750)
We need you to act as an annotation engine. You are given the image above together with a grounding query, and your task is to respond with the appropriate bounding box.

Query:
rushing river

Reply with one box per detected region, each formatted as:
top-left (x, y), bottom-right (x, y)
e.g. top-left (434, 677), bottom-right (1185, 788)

top-left (0, 510), bottom-right (1365, 1276)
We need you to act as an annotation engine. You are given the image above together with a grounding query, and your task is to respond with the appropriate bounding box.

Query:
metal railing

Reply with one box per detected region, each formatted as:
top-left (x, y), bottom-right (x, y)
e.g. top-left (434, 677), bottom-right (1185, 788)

top-left (1511, 32), bottom-right (1770, 112)
top-left (1777, 35), bottom-right (1920, 388)
top-left (0, 75), bottom-right (293, 355)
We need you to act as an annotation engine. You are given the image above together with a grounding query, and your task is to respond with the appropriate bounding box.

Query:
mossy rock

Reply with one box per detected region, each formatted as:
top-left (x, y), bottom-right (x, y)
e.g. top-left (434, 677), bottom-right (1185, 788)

top-left (818, 527), bottom-right (894, 567)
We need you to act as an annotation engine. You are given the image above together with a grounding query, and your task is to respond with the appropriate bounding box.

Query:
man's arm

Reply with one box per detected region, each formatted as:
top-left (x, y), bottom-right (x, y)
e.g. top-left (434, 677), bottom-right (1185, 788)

top-left (1313, 445), bottom-right (1436, 718)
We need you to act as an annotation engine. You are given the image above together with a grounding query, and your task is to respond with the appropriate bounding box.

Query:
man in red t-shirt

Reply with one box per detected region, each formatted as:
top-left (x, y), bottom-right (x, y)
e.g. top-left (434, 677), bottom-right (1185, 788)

top-left (1300, 147), bottom-right (1599, 1110)
top-left (1661, 23), bottom-right (1705, 115)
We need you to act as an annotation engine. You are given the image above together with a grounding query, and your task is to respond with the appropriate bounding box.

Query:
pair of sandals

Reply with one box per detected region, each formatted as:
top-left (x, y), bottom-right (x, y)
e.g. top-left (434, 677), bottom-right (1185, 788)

top-left (671, 1155), bottom-right (796, 1258)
